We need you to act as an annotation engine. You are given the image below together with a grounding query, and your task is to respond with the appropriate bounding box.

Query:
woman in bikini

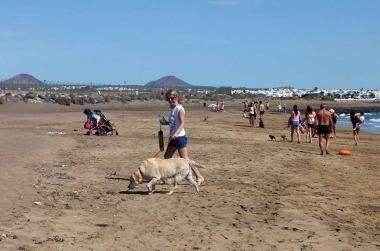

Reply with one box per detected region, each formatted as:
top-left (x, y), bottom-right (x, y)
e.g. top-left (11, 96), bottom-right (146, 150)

top-left (303, 105), bottom-right (316, 143)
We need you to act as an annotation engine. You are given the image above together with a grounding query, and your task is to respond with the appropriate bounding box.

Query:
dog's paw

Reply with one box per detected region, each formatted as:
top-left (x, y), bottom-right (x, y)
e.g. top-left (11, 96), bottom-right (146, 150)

top-left (166, 190), bottom-right (174, 195)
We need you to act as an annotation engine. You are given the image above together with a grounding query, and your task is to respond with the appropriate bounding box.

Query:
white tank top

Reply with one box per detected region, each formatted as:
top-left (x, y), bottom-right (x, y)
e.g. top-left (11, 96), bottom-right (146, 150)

top-left (168, 104), bottom-right (186, 137)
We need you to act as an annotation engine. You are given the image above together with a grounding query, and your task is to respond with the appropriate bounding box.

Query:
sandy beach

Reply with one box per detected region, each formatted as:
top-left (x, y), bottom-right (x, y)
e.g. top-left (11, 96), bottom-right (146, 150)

top-left (0, 101), bottom-right (379, 250)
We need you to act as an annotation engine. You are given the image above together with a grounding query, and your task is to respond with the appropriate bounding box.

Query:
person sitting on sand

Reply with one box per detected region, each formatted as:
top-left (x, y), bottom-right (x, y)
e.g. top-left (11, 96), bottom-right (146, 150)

top-left (288, 105), bottom-right (301, 143)
top-left (303, 105), bottom-right (316, 143)
top-left (83, 108), bottom-right (101, 135)
top-left (163, 89), bottom-right (204, 185)
top-left (315, 104), bottom-right (333, 155)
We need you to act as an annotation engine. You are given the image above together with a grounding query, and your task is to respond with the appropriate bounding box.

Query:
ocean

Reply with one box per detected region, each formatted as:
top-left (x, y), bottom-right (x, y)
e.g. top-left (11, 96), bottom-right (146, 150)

top-left (338, 111), bottom-right (380, 134)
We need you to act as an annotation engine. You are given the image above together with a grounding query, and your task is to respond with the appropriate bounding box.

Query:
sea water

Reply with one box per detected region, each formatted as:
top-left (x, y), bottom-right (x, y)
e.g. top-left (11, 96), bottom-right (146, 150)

top-left (338, 111), bottom-right (380, 134)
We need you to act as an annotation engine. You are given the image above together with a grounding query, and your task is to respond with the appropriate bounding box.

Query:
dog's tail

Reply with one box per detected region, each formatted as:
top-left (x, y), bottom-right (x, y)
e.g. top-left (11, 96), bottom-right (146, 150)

top-left (188, 159), bottom-right (206, 169)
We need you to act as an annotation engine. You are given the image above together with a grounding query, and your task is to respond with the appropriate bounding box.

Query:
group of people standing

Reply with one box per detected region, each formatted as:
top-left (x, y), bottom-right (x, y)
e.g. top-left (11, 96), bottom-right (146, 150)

top-left (288, 104), bottom-right (339, 154)
top-left (242, 99), bottom-right (267, 128)
top-left (288, 103), bottom-right (365, 154)
top-left (162, 90), bottom-right (366, 185)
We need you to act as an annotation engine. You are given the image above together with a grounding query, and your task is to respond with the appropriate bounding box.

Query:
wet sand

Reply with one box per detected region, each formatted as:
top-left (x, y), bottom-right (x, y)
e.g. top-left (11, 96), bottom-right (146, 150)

top-left (0, 101), bottom-right (379, 250)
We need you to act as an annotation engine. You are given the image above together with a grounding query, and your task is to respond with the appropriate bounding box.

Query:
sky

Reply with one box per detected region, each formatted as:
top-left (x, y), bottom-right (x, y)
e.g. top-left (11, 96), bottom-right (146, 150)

top-left (0, 0), bottom-right (379, 89)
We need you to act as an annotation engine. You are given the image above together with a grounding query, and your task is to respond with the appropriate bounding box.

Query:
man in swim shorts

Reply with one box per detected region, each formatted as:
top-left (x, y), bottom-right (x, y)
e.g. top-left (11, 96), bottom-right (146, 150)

top-left (315, 104), bottom-right (333, 155)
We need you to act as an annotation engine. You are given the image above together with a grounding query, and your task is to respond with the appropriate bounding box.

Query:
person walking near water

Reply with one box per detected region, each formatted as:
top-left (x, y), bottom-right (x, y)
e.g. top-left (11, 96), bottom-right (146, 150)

top-left (329, 108), bottom-right (338, 138)
top-left (315, 104), bottom-right (333, 155)
top-left (350, 110), bottom-right (364, 146)
top-left (163, 89), bottom-right (204, 185)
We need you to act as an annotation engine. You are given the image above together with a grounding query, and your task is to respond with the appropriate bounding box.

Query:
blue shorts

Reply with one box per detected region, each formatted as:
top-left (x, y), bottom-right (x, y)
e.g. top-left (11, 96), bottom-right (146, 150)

top-left (168, 135), bottom-right (188, 149)
top-left (291, 121), bottom-right (299, 128)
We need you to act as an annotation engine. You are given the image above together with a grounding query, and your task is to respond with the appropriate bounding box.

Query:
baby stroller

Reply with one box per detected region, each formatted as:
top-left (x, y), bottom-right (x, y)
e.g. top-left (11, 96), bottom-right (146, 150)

top-left (83, 108), bottom-right (119, 136)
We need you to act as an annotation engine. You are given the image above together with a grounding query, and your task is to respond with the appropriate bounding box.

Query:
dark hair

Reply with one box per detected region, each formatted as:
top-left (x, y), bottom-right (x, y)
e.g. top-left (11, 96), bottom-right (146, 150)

top-left (350, 110), bottom-right (358, 126)
top-left (349, 110), bottom-right (355, 119)
top-left (293, 105), bottom-right (298, 115)
top-left (306, 105), bottom-right (313, 114)
top-left (83, 108), bottom-right (92, 115)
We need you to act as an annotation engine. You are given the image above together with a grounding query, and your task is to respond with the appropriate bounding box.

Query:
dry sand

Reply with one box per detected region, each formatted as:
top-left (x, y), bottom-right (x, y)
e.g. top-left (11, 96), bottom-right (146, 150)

top-left (0, 101), bottom-right (379, 250)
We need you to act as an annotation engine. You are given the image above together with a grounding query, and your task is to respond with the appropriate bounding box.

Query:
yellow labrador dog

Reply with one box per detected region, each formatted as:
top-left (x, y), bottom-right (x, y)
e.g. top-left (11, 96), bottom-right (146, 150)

top-left (128, 158), bottom-right (205, 195)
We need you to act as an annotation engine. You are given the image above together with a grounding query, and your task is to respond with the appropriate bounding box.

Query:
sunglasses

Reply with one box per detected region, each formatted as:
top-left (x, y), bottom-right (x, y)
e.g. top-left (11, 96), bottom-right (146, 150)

top-left (166, 96), bottom-right (176, 101)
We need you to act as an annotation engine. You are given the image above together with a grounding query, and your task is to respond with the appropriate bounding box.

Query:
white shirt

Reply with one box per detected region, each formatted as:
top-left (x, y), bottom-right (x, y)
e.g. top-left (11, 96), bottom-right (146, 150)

top-left (168, 104), bottom-right (186, 137)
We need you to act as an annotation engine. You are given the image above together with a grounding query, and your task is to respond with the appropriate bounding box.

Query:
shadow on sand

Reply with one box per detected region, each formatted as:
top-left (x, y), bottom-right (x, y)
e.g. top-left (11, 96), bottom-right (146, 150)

top-left (234, 124), bottom-right (251, 128)
top-left (119, 190), bottom-right (169, 195)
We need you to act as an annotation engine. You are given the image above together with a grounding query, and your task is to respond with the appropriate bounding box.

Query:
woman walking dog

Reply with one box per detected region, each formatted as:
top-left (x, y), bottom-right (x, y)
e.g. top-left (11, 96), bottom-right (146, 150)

top-left (162, 89), bottom-right (204, 185)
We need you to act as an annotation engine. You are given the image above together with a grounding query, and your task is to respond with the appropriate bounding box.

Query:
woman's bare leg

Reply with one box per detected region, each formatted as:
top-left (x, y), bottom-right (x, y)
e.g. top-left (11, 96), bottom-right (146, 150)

top-left (296, 128), bottom-right (300, 143)
top-left (164, 146), bottom-right (177, 159)
top-left (353, 130), bottom-right (358, 146)
top-left (290, 127), bottom-right (294, 142)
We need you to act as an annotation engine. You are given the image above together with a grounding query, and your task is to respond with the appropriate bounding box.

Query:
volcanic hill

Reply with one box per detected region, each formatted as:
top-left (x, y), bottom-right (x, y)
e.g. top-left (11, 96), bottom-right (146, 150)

top-left (2, 74), bottom-right (45, 89)
top-left (145, 75), bottom-right (192, 88)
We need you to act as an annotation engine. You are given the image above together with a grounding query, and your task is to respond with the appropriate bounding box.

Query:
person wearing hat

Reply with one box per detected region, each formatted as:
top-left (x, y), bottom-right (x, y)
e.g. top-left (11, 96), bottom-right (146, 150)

top-left (314, 104), bottom-right (333, 155)
top-left (329, 108), bottom-right (338, 138)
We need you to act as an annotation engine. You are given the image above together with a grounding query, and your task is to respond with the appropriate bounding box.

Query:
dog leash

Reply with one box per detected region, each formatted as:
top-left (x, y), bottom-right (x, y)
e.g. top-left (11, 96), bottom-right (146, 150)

top-left (152, 138), bottom-right (172, 158)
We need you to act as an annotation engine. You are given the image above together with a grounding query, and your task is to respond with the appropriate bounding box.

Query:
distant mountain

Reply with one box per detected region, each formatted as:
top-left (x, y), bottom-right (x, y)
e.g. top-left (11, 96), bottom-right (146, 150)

top-left (2, 73), bottom-right (45, 89)
top-left (145, 75), bottom-right (192, 88)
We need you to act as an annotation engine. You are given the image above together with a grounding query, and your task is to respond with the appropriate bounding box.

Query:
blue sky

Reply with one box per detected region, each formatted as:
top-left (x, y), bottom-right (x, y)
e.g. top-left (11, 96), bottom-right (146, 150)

top-left (0, 0), bottom-right (379, 89)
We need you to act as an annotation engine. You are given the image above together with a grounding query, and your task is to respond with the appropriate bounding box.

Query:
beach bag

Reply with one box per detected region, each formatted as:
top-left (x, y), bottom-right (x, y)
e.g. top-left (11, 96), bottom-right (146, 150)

top-left (84, 121), bottom-right (92, 129)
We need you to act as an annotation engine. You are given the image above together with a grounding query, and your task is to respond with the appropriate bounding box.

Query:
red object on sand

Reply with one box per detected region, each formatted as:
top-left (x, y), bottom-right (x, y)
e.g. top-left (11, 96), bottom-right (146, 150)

top-left (84, 121), bottom-right (91, 129)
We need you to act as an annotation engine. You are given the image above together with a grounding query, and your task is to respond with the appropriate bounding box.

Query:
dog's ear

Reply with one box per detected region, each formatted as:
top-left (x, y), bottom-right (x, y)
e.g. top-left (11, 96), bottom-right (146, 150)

top-left (133, 170), bottom-right (143, 184)
top-left (131, 172), bottom-right (138, 184)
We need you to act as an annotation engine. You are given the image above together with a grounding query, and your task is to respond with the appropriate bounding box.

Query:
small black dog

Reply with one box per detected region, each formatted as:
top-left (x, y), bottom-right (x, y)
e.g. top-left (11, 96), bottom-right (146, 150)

top-left (269, 135), bottom-right (276, 141)
top-left (281, 135), bottom-right (288, 141)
